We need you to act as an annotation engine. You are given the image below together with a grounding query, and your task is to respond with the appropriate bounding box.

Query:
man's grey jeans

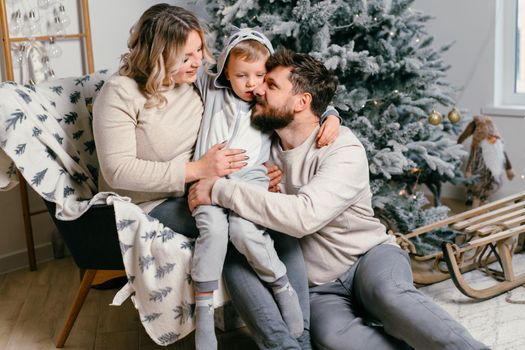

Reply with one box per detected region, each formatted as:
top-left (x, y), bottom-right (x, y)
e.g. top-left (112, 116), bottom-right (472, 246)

top-left (309, 243), bottom-right (489, 350)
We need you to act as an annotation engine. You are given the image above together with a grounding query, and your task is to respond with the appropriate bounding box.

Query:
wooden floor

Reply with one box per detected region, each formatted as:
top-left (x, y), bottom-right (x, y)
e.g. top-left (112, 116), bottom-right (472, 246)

top-left (0, 257), bottom-right (258, 350)
top-left (3, 198), bottom-right (522, 349)
top-left (2, 249), bottom-right (525, 349)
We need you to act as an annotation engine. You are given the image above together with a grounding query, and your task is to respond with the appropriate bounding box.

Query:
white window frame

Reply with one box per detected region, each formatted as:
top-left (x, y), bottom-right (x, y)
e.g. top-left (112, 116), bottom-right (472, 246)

top-left (484, 0), bottom-right (525, 116)
top-left (496, 0), bottom-right (524, 105)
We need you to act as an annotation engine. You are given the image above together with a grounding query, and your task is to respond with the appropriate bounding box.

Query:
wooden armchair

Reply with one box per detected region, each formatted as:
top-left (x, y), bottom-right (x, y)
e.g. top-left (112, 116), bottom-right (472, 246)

top-left (44, 201), bottom-right (123, 347)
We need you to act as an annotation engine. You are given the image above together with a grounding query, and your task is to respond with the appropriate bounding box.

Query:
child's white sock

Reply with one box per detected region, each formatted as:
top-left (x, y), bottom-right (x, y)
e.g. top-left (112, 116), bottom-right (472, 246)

top-left (195, 294), bottom-right (217, 350)
top-left (272, 279), bottom-right (304, 338)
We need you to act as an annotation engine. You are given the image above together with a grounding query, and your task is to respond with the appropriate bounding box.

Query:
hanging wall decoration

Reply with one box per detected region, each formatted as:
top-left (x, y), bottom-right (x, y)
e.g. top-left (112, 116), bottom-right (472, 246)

top-left (7, 0), bottom-right (71, 84)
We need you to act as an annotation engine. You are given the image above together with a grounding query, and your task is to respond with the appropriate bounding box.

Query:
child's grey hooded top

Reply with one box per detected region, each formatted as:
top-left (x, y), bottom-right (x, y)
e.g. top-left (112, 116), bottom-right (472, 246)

top-left (193, 28), bottom-right (274, 169)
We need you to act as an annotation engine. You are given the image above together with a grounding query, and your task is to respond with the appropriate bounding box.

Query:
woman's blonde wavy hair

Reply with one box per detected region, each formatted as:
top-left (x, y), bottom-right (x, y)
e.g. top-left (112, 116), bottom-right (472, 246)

top-left (119, 4), bottom-right (212, 108)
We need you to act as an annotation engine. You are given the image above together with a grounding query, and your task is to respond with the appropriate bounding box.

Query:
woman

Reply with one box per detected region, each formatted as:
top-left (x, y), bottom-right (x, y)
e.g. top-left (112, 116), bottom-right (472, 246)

top-left (93, 3), bottom-right (246, 233)
top-left (93, 4), bottom-right (310, 349)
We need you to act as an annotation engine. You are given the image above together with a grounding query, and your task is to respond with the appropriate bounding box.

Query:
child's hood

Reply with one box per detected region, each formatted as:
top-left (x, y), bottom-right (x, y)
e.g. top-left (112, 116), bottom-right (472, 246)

top-left (213, 27), bottom-right (274, 89)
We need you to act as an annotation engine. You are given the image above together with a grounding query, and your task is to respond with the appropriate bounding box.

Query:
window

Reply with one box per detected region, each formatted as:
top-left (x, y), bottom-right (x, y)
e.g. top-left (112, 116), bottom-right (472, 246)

top-left (518, 1), bottom-right (525, 93)
top-left (499, 0), bottom-right (525, 105)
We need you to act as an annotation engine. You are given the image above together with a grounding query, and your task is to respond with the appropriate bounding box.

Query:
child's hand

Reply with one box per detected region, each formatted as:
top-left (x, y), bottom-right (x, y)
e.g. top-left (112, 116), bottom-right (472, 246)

top-left (264, 163), bottom-right (282, 193)
top-left (316, 115), bottom-right (340, 148)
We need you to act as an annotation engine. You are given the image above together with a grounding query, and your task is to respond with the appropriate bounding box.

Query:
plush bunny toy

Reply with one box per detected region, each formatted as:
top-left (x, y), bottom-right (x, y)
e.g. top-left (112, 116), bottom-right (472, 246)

top-left (457, 115), bottom-right (514, 207)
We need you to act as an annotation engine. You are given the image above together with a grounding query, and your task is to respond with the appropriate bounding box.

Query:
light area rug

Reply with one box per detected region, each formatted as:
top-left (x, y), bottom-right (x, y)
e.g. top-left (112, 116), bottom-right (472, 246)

top-left (420, 252), bottom-right (525, 349)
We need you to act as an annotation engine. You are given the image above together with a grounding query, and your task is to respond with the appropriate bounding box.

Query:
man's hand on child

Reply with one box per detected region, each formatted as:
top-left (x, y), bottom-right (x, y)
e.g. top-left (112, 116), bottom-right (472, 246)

top-left (316, 115), bottom-right (340, 148)
top-left (188, 177), bottom-right (220, 211)
top-left (264, 163), bottom-right (282, 193)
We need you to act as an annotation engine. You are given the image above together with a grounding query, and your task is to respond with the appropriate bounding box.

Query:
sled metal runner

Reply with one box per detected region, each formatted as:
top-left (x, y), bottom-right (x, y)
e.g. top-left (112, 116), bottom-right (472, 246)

top-left (397, 191), bottom-right (525, 300)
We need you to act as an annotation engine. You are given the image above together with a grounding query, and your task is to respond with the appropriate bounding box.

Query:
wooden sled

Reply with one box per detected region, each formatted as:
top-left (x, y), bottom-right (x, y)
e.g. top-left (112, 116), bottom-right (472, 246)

top-left (396, 191), bottom-right (525, 299)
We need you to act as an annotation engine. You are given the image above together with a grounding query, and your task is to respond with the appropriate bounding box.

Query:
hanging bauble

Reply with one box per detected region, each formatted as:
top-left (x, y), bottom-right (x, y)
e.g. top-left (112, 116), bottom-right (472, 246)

top-left (428, 109), bottom-right (442, 125)
top-left (447, 107), bottom-right (461, 124)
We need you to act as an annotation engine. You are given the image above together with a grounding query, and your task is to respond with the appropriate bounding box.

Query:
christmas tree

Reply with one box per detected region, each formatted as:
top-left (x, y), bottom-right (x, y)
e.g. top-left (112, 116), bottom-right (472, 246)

top-left (205, 0), bottom-right (468, 255)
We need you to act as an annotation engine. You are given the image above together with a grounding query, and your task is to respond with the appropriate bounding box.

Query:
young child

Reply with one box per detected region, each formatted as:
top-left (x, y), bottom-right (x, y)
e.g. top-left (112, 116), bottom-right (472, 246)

top-left (191, 28), bottom-right (340, 349)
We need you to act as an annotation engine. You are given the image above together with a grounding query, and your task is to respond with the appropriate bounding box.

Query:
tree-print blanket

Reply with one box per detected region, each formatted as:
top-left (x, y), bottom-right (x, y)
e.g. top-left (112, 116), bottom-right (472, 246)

top-left (0, 72), bottom-right (227, 345)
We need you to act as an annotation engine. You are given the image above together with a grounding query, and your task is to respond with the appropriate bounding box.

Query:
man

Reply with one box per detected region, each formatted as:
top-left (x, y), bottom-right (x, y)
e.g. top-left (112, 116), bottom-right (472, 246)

top-left (188, 49), bottom-right (487, 350)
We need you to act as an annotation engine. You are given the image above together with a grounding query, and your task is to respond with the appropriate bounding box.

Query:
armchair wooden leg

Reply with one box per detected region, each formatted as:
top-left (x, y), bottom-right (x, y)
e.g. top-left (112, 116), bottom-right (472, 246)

top-left (17, 175), bottom-right (37, 271)
top-left (56, 269), bottom-right (97, 348)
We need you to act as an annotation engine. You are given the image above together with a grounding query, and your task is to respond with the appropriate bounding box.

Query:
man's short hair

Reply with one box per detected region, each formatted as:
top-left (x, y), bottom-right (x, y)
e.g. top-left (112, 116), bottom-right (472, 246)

top-left (266, 49), bottom-right (338, 117)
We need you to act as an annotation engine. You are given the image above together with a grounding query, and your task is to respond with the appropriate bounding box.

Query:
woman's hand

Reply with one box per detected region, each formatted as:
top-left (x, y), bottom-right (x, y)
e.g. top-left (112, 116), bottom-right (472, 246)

top-left (187, 141), bottom-right (247, 182)
top-left (316, 115), bottom-right (340, 148)
top-left (264, 163), bottom-right (282, 193)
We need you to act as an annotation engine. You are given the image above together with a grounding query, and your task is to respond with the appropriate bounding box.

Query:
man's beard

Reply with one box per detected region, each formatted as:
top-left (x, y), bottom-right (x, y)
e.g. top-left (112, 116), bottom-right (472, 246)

top-left (251, 97), bottom-right (294, 132)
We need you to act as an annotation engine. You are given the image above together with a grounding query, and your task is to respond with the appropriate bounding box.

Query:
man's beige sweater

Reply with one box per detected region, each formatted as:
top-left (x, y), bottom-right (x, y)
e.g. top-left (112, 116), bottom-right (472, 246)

top-left (212, 126), bottom-right (398, 286)
top-left (93, 75), bottom-right (203, 206)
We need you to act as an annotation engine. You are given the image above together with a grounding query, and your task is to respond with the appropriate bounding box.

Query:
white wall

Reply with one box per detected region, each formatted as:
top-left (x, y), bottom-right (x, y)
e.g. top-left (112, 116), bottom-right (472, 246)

top-left (0, 0), bottom-right (207, 80)
top-left (89, 0), bottom-right (207, 73)
top-left (1, 0), bottom-right (524, 271)
top-left (414, 0), bottom-right (525, 201)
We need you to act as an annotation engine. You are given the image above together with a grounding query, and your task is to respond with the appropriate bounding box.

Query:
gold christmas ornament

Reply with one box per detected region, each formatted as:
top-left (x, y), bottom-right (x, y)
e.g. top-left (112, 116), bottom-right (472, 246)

top-left (428, 109), bottom-right (443, 125)
top-left (447, 107), bottom-right (461, 124)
